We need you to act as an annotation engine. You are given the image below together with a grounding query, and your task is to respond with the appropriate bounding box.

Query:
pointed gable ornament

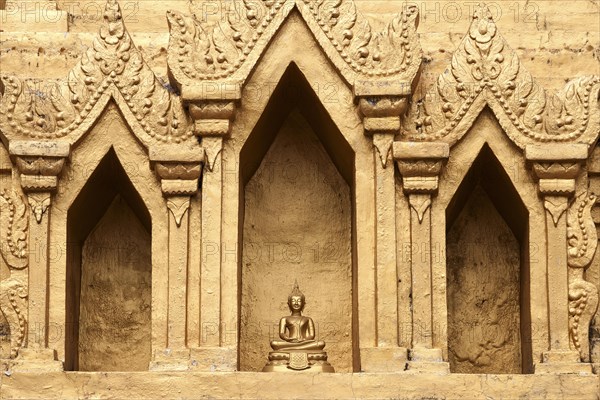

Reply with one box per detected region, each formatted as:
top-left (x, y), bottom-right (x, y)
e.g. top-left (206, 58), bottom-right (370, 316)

top-left (401, 3), bottom-right (600, 150)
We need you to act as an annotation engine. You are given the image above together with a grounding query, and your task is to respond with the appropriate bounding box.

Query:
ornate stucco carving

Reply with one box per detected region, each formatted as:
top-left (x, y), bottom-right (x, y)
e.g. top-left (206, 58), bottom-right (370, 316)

top-left (402, 4), bottom-right (600, 150)
top-left (188, 100), bottom-right (236, 170)
top-left (0, 0), bottom-right (197, 149)
top-left (166, 0), bottom-right (421, 98)
top-left (27, 193), bottom-right (52, 224)
top-left (298, 0), bottom-right (421, 83)
top-left (153, 161), bottom-right (202, 226)
top-left (167, 0), bottom-right (291, 84)
top-left (568, 192), bottom-right (598, 268)
top-left (0, 278), bottom-right (28, 358)
top-left (0, 186), bottom-right (28, 269)
top-left (567, 191), bottom-right (599, 361)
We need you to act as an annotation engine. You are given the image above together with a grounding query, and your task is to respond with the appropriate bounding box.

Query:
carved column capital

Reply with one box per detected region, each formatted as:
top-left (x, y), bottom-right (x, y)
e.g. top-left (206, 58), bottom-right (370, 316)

top-left (526, 143), bottom-right (588, 184)
top-left (359, 96), bottom-right (407, 168)
top-left (154, 163), bottom-right (202, 226)
top-left (188, 100), bottom-right (237, 171)
top-left (358, 96), bottom-right (408, 120)
top-left (9, 141), bottom-right (69, 223)
top-left (526, 144), bottom-right (588, 225)
top-left (9, 140), bottom-right (69, 193)
top-left (189, 100), bottom-right (237, 138)
top-left (150, 148), bottom-right (203, 227)
top-left (154, 162), bottom-right (202, 195)
top-left (393, 141), bottom-right (449, 195)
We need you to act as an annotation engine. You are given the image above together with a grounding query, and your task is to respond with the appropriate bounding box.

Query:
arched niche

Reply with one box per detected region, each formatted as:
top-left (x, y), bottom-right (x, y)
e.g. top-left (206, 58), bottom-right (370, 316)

top-left (238, 63), bottom-right (356, 372)
top-left (65, 147), bottom-right (152, 371)
top-left (445, 143), bottom-right (532, 374)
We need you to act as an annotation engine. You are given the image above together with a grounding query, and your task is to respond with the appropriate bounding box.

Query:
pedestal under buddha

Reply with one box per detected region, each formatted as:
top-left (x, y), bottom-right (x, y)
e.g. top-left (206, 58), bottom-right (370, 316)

top-left (262, 282), bottom-right (334, 372)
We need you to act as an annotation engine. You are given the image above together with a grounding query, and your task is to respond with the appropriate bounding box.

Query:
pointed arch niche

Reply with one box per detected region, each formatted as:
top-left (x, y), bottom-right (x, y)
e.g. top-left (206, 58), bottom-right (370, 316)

top-left (445, 143), bottom-right (532, 374)
top-left (43, 99), bottom-right (170, 372)
top-left (238, 63), bottom-right (356, 372)
top-left (65, 147), bottom-right (152, 372)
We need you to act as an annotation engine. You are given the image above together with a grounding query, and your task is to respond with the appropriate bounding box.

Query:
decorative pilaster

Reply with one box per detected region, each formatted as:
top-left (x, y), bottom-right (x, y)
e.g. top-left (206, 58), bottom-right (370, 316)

top-left (358, 96), bottom-right (408, 371)
top-left (149, 149), bottom-right (202, 370)
top-left (394, 142), bottom-right (450, 373)
top-left (187, 100), bottom-right (237, 370)
top-left (8, 140), bottom-right (68, 371)
top-left (526, 143), bottom-right (592, 374)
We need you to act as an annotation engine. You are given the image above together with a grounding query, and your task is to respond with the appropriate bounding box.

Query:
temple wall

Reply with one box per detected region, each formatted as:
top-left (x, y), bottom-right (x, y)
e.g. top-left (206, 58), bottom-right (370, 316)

top-left (1, 0), bottom-right (599, 398)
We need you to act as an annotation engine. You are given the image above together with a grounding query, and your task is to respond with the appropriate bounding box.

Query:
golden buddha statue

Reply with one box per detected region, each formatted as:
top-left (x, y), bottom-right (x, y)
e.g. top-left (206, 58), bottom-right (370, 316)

top-left (262, 281), bottom-right (334, 372)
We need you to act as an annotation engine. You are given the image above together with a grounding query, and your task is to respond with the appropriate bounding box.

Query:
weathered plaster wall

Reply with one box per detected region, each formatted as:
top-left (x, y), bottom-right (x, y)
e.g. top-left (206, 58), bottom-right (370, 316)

top-left (241, 109), bottom-right (353, 372)
top-left (447, 185), bottom-right (522, 374)
top-left (78, 195), bottom-right (151, 371)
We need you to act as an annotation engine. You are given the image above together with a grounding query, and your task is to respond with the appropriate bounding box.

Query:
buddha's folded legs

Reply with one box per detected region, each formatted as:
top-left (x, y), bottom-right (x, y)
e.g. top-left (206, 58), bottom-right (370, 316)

top-left (270, 340), bottom-right (326, 351)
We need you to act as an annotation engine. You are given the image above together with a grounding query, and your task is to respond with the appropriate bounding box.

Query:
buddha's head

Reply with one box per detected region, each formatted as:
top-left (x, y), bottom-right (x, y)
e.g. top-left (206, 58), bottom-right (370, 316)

top-left (287, 280), bottom-right (305, 312)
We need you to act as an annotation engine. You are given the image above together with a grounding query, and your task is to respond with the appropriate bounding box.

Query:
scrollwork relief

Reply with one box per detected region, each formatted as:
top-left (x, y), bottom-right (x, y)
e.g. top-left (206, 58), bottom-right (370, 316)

top-left (568, 192), bottom-right (598, 268)
top-left (567, 191), bottom-right (599, 361)
top-left (0, 278), bottom-right (28, 358)
top-left (402, 3), bottom-right (600, 149)
top-left (0, 187), bottom-right (28, 269)
top-left (0, 0), bottom-right (194, 146)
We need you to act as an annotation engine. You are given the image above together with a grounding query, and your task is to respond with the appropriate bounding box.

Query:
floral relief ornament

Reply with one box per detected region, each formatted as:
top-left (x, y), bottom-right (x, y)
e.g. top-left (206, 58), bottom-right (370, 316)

top-left (0, 186), bottom-right (28, 269)
top-left (0, 0), bottom-right (194, 146)
top-left (567, 191), bottom-right (599, 361)
top-left (0, 278), bottom-right (28, 358)
top-left (0, 186), bottom-right (28, 358)
top-left (167, 0), bottom-right (422, 86)
top-left (402, 3), bottom-right (600, 149)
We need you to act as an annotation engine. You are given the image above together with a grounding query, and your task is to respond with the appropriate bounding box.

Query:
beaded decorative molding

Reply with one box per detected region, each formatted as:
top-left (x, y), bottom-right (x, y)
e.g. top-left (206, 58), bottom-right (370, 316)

top-left (166, 0), bottom-right (422, 95)
top-left (401, 4), bottom-right (600, 149)
top-left (0, 0), bottom-right (197, 148)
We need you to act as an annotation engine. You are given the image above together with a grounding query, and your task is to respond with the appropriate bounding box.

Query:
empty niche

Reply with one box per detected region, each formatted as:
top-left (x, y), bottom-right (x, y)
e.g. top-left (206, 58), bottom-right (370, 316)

top-left (446, 145), bottom-right (532, 374)
top-left (65, 149), bottom-right (152, 371)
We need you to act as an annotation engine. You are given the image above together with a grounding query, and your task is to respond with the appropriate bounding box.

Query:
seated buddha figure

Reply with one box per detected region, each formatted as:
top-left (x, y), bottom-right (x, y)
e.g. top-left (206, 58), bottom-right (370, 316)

top-left (270, 282), bottom-right (325, 351)
top-left (263, 281), bottom-right (334, 372)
